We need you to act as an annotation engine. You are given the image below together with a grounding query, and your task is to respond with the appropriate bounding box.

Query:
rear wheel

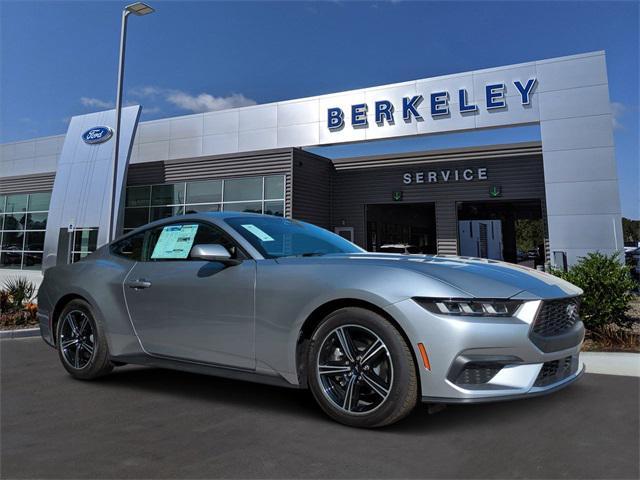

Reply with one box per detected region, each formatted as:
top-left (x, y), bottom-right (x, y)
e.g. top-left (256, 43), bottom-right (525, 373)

top-left (56, 299), bottom-right (113, 380)
top-left (307, 307), bottom-right (418, 428)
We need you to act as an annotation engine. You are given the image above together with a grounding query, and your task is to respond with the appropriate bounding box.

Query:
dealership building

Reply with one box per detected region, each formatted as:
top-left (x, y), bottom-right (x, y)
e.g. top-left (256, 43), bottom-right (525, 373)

top-left (0, 51), bottom-right (624, 285)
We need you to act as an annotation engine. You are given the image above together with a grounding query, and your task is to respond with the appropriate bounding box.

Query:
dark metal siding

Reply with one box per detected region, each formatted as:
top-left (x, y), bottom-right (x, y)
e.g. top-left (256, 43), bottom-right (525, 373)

top-left (332, 153), bottom-right (546, 254)
top-left (126, 149), bottom-right (294, 217)
top-left (0, 173), bottom-right (56, 194)
top-left (291, 149), bottom-right (334, 229)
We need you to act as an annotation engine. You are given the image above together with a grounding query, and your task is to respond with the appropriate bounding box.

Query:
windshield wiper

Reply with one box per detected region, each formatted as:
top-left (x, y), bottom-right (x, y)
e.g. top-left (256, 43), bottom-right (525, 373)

top-left (281, 252), bottom-right (326, 258)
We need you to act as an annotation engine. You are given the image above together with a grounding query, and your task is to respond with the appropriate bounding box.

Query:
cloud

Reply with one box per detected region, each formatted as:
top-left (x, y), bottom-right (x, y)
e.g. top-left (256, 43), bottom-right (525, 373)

top-left (80, 97), bottom-right (114, 109)
top-left (165, 91), bottom-right (256, 113)
top-left (129, 85), bottom-right (163, 98)
top-left (129, 85), bottom-right (256, 114)
top-left (610, 101), bottom-right (625, 130)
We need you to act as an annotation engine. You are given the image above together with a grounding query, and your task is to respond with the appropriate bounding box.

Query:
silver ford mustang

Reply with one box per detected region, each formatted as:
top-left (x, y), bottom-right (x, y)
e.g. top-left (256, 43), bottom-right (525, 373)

top-left (38, 212), bottom-right (585, 428)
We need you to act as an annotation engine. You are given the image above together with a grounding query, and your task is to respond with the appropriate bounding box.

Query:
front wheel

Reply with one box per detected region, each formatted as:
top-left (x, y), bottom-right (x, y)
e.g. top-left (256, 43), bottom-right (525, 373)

top-left (56, 299), bottom-right (113, 380)
top-left (307, 307), bottom-right (418, 428)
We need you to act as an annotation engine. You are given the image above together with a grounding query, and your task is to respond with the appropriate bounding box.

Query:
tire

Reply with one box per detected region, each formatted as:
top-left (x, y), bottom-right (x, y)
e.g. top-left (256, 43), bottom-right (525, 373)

top-left (307, 307), bottom-right (418, 428)
top-left (56, 299), bottom-right (113, 380)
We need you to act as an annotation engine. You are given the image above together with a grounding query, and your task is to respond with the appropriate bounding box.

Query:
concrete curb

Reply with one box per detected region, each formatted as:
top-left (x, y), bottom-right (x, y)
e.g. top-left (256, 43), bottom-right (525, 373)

top-left (582, 352), bottom-right (640, 377)
top-left (0, 328), bottom-right (41, 339)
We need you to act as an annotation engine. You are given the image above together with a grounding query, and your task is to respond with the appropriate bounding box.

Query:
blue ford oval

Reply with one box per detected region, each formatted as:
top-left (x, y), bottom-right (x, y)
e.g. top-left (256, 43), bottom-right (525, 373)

top-left (82, 126), bottom-right (113, 144)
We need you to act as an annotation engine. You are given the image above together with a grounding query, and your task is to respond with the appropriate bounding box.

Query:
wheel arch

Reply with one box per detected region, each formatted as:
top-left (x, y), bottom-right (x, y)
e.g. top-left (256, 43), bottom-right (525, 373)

top-left (295, 298), bottom-right (421, 392)
top-left (51, 293), bottom-right (90, 345)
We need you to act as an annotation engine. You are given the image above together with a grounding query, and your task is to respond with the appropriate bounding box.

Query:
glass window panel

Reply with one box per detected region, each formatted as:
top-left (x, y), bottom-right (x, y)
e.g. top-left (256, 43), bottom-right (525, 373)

top-left (264, 201), bottom-right (285, 217)
top-left (5, 194), bottom-right (28, 213)
top-left (1, 231), bottom-right (24, 249)
top-left (126, 186), bottom-right (151, 207)
top-left (150, 206), bottom-right (182, 222)
top-left (124, 208), bottom-right (149, 229)
top-left (3, 213), bottom-right (25, 230)
top-left (184, 203), bottom-right (220, 214)
top-left (0, 215), bottom-right (4, 230)
top-left (186, 180), bottom-right (222, 204)
top-left (111, 231), bottom-right (146, 261)
top-left (223, 177), bottom-right (263, 202)
top-left (27, 212), bottom-right (48, 230)
top-left (264, 176), bottom-right (285, 200)
top-left (28, 192), bottom-right (51, 211)
top-left (25, 231), bottom-right (45, 251)
top-left (0, 196), bottom-right (6, 214)
top-left (151, 183), bottom-right (185, 206)
top-left (22, 252), bottom-right (43, 270)
top-left (73, 229), bottom-right (98, 253)
top-left (0, 251), bottom-right (22, 269)
top-left (72, 252), bottom-right (91, 263)
top-left (223, 201), bottom-right (263, 214)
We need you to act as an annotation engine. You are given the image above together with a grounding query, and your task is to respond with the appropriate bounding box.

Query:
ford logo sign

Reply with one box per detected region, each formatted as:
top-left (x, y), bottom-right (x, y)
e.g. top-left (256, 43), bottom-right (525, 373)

top-left (82, 126), bottom-right (113, 144)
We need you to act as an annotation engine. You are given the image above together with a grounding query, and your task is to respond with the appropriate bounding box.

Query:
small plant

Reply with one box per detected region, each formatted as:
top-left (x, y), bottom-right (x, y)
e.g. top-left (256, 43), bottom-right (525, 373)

top-left (551, 251), bottom-right (636, 332)
top-left (588, 324), bottom-right (640, 351)
top-left (0, 277), bottom-right (39, 329)
top-left (1, 277), bottom-right (36, 314)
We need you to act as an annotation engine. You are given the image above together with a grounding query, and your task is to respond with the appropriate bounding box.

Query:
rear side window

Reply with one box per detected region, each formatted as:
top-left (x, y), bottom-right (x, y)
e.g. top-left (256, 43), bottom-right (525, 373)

top-left (111, 232), bottom-right (145, 261)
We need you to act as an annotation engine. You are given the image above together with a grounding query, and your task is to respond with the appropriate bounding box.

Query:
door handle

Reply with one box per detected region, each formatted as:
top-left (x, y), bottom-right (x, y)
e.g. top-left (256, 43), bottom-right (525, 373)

top-left (126, 279), bottom-right (152, 290)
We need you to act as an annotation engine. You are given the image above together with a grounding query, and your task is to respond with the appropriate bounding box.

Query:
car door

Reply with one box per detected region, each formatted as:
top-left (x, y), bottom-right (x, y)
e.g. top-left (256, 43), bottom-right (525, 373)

top-left (123, 220), bottom-right (256, 370)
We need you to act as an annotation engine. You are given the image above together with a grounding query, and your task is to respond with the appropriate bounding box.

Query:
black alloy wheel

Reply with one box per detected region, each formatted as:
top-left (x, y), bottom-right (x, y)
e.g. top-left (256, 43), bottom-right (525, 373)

top-left (308, 307), bottom-right (418, 428)
top-left (56, 299), bottom-right (113, 380)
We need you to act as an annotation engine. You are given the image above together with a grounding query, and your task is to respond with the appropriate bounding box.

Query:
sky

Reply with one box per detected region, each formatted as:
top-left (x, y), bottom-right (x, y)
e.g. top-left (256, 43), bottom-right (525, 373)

top-left (1, 0), bottom-right (638, 218)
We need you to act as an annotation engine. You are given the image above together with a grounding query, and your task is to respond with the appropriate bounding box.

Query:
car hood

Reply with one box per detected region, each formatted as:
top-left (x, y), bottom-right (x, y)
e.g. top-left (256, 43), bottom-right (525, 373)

top-left (315, 253), bottom-right (582, 300)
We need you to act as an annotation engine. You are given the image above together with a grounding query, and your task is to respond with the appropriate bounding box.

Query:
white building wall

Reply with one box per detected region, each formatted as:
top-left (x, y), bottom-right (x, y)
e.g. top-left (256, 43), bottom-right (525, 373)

top-left (0, 51), bottom-right (624, 283)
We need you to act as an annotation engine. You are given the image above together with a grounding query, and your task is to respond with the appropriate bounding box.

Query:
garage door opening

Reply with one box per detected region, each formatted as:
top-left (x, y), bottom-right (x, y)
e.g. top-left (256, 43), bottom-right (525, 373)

top-left (457, 200), bottom-right (545, 267)
top-left (366, 203), bottom-right (436, 254)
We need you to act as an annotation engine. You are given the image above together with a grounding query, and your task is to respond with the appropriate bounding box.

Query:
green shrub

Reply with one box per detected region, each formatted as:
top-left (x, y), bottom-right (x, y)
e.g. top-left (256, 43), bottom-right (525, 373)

top-left (551, 252), bottom-right (636, 331)
top-left (1, 277), bottom-right (36, 314)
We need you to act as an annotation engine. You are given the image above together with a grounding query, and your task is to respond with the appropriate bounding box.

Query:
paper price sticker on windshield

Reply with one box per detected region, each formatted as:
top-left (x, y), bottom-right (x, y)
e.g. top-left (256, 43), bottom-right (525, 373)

top-left (241, 224), bottom-right (274, 242)
top-left (151, 224), bottom-right (199, 259)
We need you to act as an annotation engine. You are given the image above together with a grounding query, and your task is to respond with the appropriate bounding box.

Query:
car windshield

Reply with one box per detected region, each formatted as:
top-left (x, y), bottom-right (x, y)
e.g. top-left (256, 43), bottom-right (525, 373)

top-left (225, 216), bottom-right (364, 259)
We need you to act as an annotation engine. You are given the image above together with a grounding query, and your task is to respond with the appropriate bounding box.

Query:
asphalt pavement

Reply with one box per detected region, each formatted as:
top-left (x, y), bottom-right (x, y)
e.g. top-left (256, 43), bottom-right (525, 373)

top-left (2, 338), bottom-right (638, 479)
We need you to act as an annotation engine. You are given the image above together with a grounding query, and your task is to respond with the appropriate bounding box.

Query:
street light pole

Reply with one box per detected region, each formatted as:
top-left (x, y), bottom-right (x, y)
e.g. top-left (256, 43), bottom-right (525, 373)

top-left (108, 2), bottom-right (155, 242)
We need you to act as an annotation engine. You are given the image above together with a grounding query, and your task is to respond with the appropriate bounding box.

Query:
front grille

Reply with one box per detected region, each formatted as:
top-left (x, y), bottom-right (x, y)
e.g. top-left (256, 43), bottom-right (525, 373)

top-left (455, 363), bottom-right (503, 385)
top-left (532, 297), bottom-right (580, 337)
top-left (534, 356), bottom-right (575, 387)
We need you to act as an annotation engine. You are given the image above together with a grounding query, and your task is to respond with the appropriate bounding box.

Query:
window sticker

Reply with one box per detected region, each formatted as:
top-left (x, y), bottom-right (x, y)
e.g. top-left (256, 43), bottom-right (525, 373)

top-left (241, 224), bottom-right (275, 242)
top-left (151, 224), bottom-right (199, 259)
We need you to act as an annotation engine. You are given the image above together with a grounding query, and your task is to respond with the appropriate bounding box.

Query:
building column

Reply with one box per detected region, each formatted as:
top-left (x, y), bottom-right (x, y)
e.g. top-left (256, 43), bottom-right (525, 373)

top-left (537, 52), bottom-right (623, 266)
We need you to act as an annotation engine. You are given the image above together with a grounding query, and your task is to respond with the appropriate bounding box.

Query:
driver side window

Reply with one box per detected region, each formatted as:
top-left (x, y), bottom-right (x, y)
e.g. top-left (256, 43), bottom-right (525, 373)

top-left (143, 222), bottom-right (243, 262)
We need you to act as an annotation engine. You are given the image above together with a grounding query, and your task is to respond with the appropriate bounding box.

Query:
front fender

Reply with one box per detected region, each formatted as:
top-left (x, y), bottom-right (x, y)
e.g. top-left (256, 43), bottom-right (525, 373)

top-left (254, 260), bottom-right (468, 385)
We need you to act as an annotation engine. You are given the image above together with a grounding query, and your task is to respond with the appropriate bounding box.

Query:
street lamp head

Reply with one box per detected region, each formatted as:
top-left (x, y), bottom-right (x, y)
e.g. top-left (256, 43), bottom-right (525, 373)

top-left (125, 2), bottom-right (154, 16)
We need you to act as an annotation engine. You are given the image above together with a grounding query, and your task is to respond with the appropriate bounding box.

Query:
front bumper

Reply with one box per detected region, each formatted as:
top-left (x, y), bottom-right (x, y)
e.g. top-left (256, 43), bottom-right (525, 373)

top-left (385, 298), bottom-right (585, 404)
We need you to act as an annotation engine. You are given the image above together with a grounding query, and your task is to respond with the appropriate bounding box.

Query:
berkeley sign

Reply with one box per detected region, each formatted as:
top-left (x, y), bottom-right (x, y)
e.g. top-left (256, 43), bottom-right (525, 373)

top-left (327, 78), bottom-right (537, 130)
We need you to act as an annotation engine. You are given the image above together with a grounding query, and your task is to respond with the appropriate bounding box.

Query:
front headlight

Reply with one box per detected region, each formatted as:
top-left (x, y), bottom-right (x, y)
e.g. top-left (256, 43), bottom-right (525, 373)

top-left (413, 297), bottom-right (522, 317)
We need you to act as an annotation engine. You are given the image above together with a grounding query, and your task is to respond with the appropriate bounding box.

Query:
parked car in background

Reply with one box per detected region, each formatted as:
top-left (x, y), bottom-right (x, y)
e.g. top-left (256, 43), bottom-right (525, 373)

top-left (624, 245), bottom-right (640, 282)
top-left (38, 213), bottom-right (585, 428)
top-left (378, 244), bottom-right (422, 254)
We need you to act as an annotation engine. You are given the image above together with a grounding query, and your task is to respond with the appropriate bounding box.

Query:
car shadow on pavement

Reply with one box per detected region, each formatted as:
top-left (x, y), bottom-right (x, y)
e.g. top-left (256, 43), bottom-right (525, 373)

top-left (95, 364), bottom-right (600, 432)
top-left (98, 365), bottom-right (326, 420)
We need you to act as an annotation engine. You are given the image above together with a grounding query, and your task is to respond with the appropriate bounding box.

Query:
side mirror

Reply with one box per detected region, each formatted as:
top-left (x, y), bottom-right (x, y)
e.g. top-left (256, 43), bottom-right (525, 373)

top-left (190, 244), bottom-right (241, 266)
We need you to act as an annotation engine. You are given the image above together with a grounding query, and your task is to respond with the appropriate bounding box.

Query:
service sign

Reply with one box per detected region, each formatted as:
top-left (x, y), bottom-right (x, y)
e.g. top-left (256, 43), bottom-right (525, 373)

top-left (403, 167), bottom-right (488, 184)
top-left (327, 79), bottom-right (537, 130)
top-left (81, 126), bottom-right (113, 144)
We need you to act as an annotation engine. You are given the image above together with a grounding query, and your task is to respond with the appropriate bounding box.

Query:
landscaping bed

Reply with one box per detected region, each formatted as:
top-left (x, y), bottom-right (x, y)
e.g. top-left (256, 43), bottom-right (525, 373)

top-left (1, 278), bottom-right (38, 331)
